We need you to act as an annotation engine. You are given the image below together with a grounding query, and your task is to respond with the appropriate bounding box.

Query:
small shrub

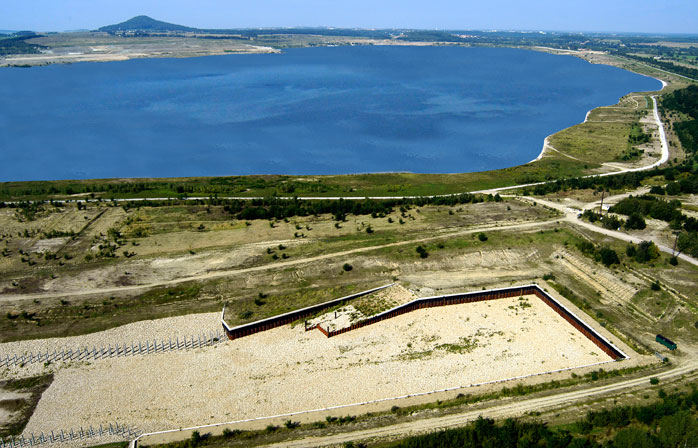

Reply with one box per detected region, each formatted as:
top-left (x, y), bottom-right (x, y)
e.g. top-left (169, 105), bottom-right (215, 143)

top-left (650, 377), bottom-right (660, 385)
top-left (669, 256), bottom-right (678, 266)
top-left (284, 420), bottom-right (300, 429)
top-left (265, 424), bottom-right (279, 433)
top-left (599, 247), bottom-right (620, 266)
top-left (221, 428), bottom-right (242, 438)
top-left (342, 263), bottom-right (353, 272)
top-left (478, 232), bottom-right (488, 242)
top-left (365, 225), bottom-right (374, 234)
top-left (651, 281), bottom-right (661, 291)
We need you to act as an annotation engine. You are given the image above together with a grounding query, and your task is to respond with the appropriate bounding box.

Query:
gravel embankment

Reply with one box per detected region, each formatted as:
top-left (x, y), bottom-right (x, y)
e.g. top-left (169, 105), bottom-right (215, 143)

top-left (0, 312), bottom-right (221, 378)
top-left (22, 295), bottom-right (610, 436)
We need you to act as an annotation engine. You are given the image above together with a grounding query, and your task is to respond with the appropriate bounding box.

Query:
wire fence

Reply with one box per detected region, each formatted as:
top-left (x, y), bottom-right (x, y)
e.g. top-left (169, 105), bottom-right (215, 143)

top-left (1, 423), bottom-right (139, 447)
top-left (0, 330), bottom-right (224, 368)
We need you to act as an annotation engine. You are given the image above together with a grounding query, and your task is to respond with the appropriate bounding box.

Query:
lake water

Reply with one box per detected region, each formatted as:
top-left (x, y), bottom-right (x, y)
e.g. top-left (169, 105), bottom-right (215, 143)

top-left (0, 46), bottom-right (662, 181)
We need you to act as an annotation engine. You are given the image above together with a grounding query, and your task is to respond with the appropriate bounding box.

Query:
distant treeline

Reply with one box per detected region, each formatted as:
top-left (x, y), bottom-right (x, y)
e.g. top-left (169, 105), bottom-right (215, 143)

top-left (609, 195), bottom-right (683, 223)
top-left (663, 86), bottom-right (698, 156)
top-left (224, 193), bottom-right (499, 221)
top-left (623, 54), bottom-right (698, 80)
top-left (116, 193), bottom-right (500, 221)
top-left (0, 176), bottom-right (328, 200)
top-left (383, 389), bottom-right (698, 448)
top-left (0, 33), bottom-right (43, 56)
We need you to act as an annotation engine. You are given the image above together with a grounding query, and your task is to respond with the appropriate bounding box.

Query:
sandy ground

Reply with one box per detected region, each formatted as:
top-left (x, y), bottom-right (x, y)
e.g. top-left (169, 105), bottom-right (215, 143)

top-left (22, 295), bottom-right (612, 436)
top-left (0, 313), bottom-right (221, 378)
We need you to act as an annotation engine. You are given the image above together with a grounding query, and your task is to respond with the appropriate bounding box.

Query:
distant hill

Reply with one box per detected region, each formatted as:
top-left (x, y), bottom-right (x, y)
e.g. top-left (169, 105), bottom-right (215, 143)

top-left (98, 15), bottom-right (197, 33)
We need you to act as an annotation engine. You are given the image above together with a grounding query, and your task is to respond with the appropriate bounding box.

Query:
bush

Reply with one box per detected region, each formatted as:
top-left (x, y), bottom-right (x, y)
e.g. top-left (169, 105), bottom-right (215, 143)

top-left (625, 213), bottom-right (647, 230)
top-left (602, 215), bottom-right (623, 230)
top-left (635, 241), bottom-right (660, 263)
top-left (649, 185), bottom-right (665, 195)
top-left (342, 263), bottom-right (353, 272)
top-left (238, 310), bottom-right (253, 319)
top-left (190, 431), bottom-right (208, 445)
top-left (478, 232), bottom-right (488, 242)
top-left (651, 281), bottom-right (661, 291)
top-left (650, 377), bottom-right (660, 385)
top-left (284, 420), bottom-right (300, 429)
top-left (416, 245), bottom-right (429, 258)
top-left (221, 428), bottom-right (241, 438)
top-left (669, 256), bottom-right (678, 266)
top-left (599, 247), bottom-right (620, 267)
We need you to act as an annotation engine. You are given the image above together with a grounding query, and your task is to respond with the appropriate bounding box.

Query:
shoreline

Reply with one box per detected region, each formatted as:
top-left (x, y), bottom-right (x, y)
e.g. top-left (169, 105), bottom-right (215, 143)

top-left (0, 46), bottom-right (673, 197)
top-left (527, 75), bottom-right (667, 166)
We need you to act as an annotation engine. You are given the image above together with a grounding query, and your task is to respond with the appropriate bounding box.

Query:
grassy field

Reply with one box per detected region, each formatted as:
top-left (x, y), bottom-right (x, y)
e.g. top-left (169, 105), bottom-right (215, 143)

top-left (0, 155), bottom-right (594, 202)
top-left (549, 97), bottom-right (653, 164)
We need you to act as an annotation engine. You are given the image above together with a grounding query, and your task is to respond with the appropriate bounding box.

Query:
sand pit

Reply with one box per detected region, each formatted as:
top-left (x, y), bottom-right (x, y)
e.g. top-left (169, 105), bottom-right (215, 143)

top-left (23, 294), bottom-right (612, 435)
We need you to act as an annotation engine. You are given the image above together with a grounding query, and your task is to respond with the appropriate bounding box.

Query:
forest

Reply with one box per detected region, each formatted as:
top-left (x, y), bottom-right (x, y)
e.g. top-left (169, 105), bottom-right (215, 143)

top-left (0, 33), bottom-right (43, 56)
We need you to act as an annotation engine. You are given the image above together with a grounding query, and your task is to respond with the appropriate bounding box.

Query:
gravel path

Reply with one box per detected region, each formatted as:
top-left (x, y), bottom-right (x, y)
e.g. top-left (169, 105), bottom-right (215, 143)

top-left (22, 295), bottom-right (610, 436)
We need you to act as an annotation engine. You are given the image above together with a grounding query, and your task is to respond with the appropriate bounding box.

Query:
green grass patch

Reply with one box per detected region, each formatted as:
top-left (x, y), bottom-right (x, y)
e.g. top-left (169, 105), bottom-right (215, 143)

top-left (0, 283), bottom-right (209, 342)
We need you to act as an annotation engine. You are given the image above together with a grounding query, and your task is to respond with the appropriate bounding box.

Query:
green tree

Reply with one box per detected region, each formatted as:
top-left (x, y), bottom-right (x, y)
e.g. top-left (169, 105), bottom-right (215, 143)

top-left (599, 247), bottom-right (620, 266)
top-left (625, 213), bottom-right (647, 230)
top-left (612, 427), bottom-right (658, 448)
top-left (658, 411), bottom-right (698, 448)
top-left (635, 241), bottom-right (660, 263)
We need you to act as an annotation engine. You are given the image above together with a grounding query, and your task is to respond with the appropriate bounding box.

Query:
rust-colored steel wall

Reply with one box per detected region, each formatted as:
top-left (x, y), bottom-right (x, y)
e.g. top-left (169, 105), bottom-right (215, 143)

top-left (223, 284), bottom-right (625, 361)
top-left (321, 285), bottom-right (625, 361)
top-left (223, 287), bottom-right (389, 340)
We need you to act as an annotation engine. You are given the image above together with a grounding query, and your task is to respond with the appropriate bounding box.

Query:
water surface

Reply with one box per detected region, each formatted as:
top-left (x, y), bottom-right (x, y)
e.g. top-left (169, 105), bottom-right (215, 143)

top-left (0, 46), bottom-right (662, 181)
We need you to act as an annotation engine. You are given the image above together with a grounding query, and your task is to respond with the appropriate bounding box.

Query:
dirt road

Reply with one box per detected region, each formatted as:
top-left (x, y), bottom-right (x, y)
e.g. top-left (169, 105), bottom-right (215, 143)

top-left (3, 218), bottom-right (560, 302)
top-left (264, 357), bottom-right (698, 447)
top-left (519, 196), bottom-right (698, 267)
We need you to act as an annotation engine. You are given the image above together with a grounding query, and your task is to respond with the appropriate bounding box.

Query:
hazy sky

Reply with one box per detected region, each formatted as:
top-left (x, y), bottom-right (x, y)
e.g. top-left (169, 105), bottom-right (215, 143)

top-left (2, 0), bottom-right (697, 34)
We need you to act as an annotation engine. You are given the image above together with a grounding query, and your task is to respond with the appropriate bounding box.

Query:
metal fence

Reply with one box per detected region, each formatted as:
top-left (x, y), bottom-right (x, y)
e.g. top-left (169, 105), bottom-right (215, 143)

top-left (1, 423), bottom-right (138, 447)
top-left (0, 330), bottom-right (224, 368)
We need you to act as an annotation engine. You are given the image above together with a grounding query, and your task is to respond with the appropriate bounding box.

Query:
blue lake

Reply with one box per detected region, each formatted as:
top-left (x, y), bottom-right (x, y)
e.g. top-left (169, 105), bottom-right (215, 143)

top-left (0, 46), bottom-right (662, 181)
